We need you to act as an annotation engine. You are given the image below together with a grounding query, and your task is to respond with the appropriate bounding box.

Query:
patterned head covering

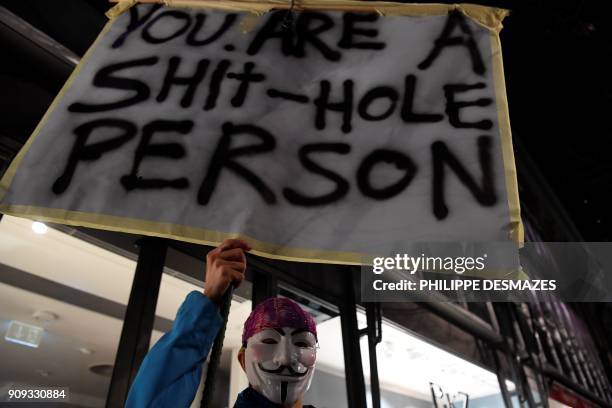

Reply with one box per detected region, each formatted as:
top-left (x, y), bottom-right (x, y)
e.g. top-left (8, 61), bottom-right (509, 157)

top-left (242, 297), bottom-right (317, 346)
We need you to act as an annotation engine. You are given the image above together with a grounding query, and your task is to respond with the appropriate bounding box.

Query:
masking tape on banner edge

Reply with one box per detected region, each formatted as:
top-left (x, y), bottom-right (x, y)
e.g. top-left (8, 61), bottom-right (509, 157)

top-left (106, 0), bottom-right (137, 19)
top-left (105, 1), bottom-right (509, 34)
top-left (0, 203), bottom-right (366, 265)
top-left (0, 202), bottom-right (525, 278)
top-left (490, 32), bottom-right (524, 245)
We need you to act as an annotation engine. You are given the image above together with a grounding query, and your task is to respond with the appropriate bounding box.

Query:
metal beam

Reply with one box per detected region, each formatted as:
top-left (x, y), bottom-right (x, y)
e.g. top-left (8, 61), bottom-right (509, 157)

top-left (106, 237), bottom-right (168, 408)
top-left (365, 302), bottom-right (381, 408)
top-left (0, 262), bottom-right (173, 332)
top-left (338, 268), bottom-right (367, 408)
top-left (491, 350), bottom-right (514, 408)
top-left (251, 267), bottom-right (278, 309)
top-left (543, 364), bottom-right (612, 408)
top-left (419, 299), bottom-right (503, 345)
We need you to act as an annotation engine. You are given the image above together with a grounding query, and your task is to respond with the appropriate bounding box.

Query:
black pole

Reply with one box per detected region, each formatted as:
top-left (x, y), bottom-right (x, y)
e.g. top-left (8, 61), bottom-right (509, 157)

top-left (252, 267), bottom-right (278, 309)
top-left (106, 237), bottom-right (168, 408)
top-left (366, 302), bottom-right (381, 408)
top-left (491, 348), bottom-right (514, 408)
top-left (339, 268), bottom-right (368, 408)
top-left (200, 286), bottom-right (233, 407)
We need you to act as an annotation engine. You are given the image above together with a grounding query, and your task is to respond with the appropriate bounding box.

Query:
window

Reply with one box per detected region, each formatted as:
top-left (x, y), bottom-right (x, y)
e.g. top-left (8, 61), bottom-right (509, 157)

top-left (358, 312), bottom-right (507, 408)
top-left (0, 215), bottom-right (136, 407)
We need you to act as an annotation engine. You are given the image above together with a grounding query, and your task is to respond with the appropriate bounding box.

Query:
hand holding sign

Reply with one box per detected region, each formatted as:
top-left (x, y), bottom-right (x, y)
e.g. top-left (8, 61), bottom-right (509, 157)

top-left (204, 238), bottom-right (251, 305)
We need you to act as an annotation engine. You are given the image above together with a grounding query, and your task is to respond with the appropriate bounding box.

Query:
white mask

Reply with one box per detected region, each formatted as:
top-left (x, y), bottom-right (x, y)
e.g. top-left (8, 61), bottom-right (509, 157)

top-left (245, 326), bottom-right (317, 406)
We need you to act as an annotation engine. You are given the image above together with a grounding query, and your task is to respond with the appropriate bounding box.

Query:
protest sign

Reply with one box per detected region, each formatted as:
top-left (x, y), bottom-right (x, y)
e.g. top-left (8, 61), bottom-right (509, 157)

top-left (0, 1), bottom-right (522, 263)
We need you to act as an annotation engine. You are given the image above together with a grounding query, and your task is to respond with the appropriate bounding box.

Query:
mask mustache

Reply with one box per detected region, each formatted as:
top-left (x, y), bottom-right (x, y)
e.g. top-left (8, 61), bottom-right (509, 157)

top-left (258, 363), bottom-right (308, 377)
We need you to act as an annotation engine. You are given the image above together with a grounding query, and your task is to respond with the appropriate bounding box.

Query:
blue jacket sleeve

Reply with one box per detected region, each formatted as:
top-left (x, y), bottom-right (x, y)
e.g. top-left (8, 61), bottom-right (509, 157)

top-left (126, 291), bottom-right (223, 408)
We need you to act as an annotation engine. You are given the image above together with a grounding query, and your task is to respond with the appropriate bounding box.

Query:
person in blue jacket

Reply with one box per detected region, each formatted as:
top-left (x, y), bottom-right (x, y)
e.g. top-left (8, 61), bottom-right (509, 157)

top-left (126, 239), bottom-right (318, 408)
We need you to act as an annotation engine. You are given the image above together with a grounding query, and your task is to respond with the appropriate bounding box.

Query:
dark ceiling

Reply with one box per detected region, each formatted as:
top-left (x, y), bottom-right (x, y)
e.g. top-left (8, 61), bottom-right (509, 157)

top-left (0, 0), bottom-right (610, 242)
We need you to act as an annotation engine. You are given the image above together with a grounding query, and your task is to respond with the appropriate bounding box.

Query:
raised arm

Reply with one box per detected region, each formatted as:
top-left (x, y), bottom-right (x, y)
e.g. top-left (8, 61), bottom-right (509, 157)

top-left (126, 239), bottom-right (251, 408)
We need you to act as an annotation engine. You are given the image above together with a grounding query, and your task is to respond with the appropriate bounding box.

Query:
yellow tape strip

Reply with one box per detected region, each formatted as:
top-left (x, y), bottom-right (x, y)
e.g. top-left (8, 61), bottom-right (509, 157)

top-left (0, 204), bottom-right (365, 265)
top-left (490, 31), bottom-right (524, 245)
top-left (106, 1), bottom-right (508, 33)
top-left (106, 0), bottom-right (137, 19)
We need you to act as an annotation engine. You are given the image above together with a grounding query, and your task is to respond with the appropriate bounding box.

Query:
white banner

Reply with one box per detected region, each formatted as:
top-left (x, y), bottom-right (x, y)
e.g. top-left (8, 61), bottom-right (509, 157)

top-left (0, 2), bottom-right (522, 263)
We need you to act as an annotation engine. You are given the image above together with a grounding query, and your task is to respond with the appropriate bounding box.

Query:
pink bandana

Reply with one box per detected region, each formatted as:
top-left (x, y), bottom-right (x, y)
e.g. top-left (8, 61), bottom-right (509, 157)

top-left (242, 297), bottom-right (317, 346)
